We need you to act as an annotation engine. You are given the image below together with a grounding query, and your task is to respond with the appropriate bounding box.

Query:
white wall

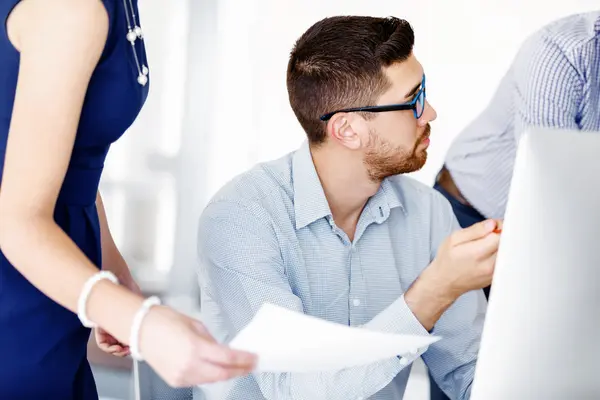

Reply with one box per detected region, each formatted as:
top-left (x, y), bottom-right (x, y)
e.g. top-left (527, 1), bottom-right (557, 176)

top-left (204, 0), bottom-right (598, 201)
top-left (100, 0), bottom-right (190, 292)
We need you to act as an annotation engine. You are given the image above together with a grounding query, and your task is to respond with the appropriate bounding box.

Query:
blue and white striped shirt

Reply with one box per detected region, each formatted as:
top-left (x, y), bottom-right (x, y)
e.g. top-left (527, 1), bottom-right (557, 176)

top-left (196, 141), bottom-right (487, 400)
top-left (445, 11), bottom-right (600, 219)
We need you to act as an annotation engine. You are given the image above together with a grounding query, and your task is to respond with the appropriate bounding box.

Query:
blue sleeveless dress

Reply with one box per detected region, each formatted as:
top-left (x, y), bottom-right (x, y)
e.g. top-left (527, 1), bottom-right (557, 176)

top-left (0, 0), bottom-right (149, 398)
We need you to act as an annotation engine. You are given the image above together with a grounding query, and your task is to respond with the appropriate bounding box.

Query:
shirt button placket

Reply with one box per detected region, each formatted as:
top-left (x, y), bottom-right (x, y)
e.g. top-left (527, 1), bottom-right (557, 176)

top-left (349, 245), bottom-right (363, 326)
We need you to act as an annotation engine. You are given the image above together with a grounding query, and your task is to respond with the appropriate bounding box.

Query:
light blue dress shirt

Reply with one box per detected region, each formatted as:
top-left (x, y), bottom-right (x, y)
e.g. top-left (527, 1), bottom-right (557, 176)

top-left (445, 11), bottom-right (600, 219)
top-left (196, 141), bottom-right (487, 400)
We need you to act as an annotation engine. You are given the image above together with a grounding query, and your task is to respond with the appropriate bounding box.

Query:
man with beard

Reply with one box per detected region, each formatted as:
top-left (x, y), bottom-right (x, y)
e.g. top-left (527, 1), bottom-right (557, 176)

top-left (196, 16), bottom-right (499, 400)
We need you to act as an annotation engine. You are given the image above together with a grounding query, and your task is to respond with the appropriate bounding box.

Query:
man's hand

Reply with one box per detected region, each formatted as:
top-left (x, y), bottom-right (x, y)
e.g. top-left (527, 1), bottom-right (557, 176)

top-left (405, 219), bottom-right (502, 330)
top-left (429, 218), bottom-right (502, 297)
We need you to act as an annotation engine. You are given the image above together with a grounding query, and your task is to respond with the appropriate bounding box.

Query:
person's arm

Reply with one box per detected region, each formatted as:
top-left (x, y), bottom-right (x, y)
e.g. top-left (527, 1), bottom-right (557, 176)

top-left (198, 199), bottom-right (494, 400)
top-left (0, 0), bottom-right (256, 386)
top-left (412, 192), bottom-right (489, 400)
top-left (96, 191), bottom-right (139, 291)
top-left (512, 30), bottom-right (583, 140)
top-left (95, 191), bottom-right (141, 357)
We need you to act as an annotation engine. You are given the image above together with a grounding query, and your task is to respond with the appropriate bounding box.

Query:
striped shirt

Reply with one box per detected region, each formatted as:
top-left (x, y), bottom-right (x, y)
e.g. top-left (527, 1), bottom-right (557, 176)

top-left (444, 11), bottom-right (600, 219)
top-left (195, 141), bottom-right (487, 400)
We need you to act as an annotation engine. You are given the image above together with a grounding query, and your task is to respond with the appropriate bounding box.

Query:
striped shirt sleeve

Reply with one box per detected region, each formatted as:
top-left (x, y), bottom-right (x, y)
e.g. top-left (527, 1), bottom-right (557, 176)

top-left (512, 29), bottom-right (583, 140)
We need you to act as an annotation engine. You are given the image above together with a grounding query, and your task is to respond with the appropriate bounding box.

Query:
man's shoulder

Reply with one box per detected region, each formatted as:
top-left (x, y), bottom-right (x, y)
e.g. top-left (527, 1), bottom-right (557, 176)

top-left (540, 11), bottom-right (599, 40)
top-left (203, 152), bottom-right (295, 219)
top-left (519, 11), bottom-right (599, 59)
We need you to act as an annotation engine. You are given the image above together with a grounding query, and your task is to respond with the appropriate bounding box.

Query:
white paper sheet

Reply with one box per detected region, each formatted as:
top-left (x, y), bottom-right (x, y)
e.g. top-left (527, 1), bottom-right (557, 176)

top-left (229, 303), bottom-right (441, 373)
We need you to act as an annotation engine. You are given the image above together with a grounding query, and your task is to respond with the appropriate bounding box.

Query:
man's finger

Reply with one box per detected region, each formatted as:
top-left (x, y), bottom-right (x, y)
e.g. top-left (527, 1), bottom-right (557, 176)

top-left (450, 219), bottom-right (497, 245)
top-left (480, 252), bottom-right (498, 283)
top-left (464, 229), bottom-right (501, 260)
top-left (493, 219), bottom-right (503, 233)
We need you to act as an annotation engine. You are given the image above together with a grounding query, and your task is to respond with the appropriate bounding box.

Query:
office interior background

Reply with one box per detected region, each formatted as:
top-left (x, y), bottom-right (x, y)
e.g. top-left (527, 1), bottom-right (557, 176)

top-left (93, 0), bottom-right (598, 398)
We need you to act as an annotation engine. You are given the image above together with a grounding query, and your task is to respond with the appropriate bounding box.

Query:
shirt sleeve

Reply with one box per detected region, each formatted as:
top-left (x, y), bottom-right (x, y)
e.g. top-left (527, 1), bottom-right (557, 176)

top-left (197, 199), bottom-right (433, 400)
top-left (425, 191), bottom-right (488, 400)
top-left (512, 28), bottom-right (583, 141)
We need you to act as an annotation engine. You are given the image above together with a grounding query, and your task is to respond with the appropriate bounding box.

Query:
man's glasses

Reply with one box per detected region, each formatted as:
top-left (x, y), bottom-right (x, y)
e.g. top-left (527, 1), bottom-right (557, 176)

top-left (319, 75), bottom-right (426, 122)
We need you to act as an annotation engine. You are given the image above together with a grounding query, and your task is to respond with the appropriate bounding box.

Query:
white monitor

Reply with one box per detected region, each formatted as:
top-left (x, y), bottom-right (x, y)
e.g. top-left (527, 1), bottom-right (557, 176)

top-left (470, 128), bottom-right (600, 399)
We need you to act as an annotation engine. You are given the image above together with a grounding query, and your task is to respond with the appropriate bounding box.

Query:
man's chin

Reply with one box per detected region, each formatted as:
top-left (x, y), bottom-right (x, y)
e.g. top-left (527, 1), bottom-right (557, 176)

top-left (387, 157), bottom-right (428, 177)
top-left (410, 152), bottom-right (427, 172)
top-left (367, 151), bottom-right (428, 180)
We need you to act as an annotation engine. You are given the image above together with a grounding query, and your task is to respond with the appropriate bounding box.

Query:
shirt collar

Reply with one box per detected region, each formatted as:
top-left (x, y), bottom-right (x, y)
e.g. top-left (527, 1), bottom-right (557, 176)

top-left (292, 141), bottom-right (406, 230)
top-left (365, 177), bottom-right (406, 223)
top-left (292, 141), bottom-right (333, 230)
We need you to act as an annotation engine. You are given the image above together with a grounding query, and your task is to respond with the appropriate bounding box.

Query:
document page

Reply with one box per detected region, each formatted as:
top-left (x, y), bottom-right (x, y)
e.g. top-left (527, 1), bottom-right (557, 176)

top-left (229, 303), bottom-right (440, 373)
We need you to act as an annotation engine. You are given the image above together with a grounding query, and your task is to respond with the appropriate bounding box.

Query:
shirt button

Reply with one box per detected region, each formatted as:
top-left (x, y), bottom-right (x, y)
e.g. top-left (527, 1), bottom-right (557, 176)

top-left (409, 347), bottom-right (420, 355)
top-left (353, 299), bottom-right (361, 307)
top-left (399, 357), bottom-right (409, 366)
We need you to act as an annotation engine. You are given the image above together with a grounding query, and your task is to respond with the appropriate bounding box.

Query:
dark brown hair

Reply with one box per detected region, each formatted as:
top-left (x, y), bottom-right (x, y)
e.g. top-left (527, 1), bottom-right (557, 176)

top-left (287, 16), bottom-right (415, 145)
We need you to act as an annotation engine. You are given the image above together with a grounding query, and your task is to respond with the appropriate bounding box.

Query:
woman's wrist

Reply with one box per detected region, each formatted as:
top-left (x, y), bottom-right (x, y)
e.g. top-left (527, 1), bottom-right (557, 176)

top-left (129, 296), bottom-right (162, 360)
top-left (85, 278), bottom-right (146, 344)
top-left (77, 270), bottom-right (120, 328)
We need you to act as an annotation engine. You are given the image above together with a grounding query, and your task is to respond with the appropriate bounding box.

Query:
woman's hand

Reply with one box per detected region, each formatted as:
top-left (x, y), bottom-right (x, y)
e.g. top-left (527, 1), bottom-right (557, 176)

top-left (138, 306), bottom-right (257, 387)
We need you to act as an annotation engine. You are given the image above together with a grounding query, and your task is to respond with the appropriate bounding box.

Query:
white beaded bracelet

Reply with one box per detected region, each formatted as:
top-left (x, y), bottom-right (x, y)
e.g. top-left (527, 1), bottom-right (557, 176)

top-left (130, 296), bottom-right (162, 361)
top-left (77, 271), bottom-right (119, 328)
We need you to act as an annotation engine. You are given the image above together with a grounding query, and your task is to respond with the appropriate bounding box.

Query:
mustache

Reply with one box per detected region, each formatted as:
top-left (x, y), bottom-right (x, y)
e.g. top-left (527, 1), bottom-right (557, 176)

top-left (412, 124), bottom-right (431, 153)
top-left (422, 124), bottom-right (431, 139)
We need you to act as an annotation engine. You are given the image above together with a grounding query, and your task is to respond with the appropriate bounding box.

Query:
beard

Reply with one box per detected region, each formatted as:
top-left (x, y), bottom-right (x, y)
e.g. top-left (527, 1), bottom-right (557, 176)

top-left (363, 124), bottom-right (430, 182)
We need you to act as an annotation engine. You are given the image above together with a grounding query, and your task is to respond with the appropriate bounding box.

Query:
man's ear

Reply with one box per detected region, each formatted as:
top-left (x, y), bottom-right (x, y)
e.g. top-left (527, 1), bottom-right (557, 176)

top-left (327, 113), bottom-right (362, 150)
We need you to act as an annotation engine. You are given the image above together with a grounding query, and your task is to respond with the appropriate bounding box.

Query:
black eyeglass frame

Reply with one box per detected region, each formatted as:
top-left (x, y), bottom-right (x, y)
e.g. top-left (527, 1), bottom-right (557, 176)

top-left (319, 74), bottom-right (426, 122)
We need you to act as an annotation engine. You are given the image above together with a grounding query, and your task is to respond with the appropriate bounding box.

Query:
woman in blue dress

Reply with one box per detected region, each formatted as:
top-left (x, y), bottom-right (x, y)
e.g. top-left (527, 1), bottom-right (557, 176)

top-left (0, 0), bottom-right (255, 398)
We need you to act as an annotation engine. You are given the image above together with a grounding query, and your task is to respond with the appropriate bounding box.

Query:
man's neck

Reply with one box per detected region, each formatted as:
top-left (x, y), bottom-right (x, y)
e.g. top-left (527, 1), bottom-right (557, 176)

top-left (311, 144), bottom-right (381, 240)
